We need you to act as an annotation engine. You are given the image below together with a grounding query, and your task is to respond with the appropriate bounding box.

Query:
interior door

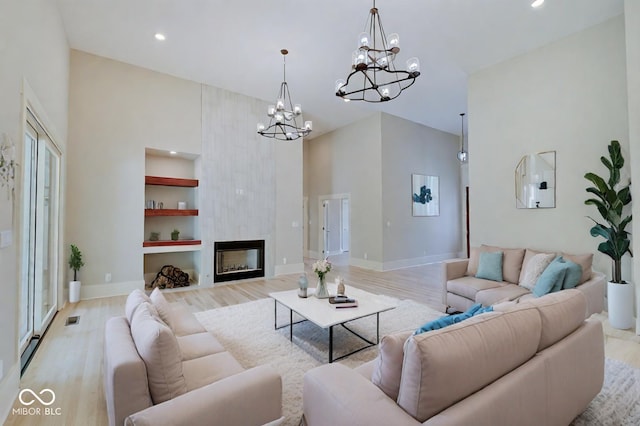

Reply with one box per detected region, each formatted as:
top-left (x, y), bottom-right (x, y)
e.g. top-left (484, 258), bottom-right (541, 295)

top-left (325, 200), bottom-right (341, 255)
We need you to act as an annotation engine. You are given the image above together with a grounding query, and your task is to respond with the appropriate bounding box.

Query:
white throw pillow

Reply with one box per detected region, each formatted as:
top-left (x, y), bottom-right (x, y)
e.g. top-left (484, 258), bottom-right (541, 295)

top-left (150, 288), bottom-right (173, 329)
top-left (519, 253), bottom-right (555, 289)
top-left (130, 302), bottom-right (187, 404)
top-left (125, 289), bottom-right (151, 324)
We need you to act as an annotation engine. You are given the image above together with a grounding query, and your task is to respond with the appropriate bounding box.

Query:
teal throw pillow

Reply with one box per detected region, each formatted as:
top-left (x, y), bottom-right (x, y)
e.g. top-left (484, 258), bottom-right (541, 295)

top-left (475, 251), bottom-right (503, 282)
top-left (414, 303), bottom-right (494, 335)
top-left (533, 257), bottom-right (567, 297)
top-left (561, 257), bottom-right (582, 289)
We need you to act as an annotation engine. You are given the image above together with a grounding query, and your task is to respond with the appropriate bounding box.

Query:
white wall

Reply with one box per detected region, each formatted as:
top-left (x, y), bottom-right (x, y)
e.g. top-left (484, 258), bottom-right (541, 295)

top-left (624, 0), bottom-right (640, 331)
top-left (304, 112), bottom-right (462, 271)
top-left (67, 51), bottom-right (202, 296)
top-left (380, 114), bottom-right (462, 268)
top-left (304, 113), bottom-right (383, 267)
top-left (468, 16), bottom-right (628, 278)
top-left (0, 0), bottom-right (69, 421)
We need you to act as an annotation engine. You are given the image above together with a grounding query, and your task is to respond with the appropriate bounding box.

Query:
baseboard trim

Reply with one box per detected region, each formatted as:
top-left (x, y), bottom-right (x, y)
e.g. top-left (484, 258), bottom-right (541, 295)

top-left (349, 257), bottom-right (384, 271)
top-left (0, 362), bottom-right (20, 424)
top-left (78, 280), bottom-right (145, 300)
top-left (382, 252), bottom-right (460, 271)
top-left (274, 263), bottom-right (305, 276)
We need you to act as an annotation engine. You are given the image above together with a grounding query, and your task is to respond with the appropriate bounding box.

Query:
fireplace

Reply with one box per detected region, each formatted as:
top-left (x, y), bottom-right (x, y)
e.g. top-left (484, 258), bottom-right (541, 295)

top-left (214, 240), bottom-right (265, 283)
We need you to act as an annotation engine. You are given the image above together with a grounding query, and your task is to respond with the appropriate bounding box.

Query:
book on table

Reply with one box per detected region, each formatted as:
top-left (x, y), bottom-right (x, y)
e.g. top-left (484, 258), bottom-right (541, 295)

top-left (329, 296), bottom-right (358, 308)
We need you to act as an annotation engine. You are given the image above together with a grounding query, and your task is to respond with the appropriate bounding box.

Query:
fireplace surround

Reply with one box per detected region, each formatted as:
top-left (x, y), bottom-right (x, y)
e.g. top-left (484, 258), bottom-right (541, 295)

top-left (214, 240), bottom-right (265, 283)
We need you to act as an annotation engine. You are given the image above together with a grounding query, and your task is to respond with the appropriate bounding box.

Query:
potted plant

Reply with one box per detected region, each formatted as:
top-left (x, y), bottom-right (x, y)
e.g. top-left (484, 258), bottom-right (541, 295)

top-left (171, 229), bottom-right (180, 241)
top-left (68, 244), bottom-right (85, 303)
top-left (584, 140), bottom-right (633, 329)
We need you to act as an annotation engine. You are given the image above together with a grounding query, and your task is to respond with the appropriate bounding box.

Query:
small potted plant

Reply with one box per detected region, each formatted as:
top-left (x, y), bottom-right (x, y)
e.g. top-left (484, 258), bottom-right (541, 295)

top-left (171, 229), bottom-right (180, 241)
top-left (68, 244), bottom-right (85, 303)
top-left (584, 140), bottom-right (633, 329)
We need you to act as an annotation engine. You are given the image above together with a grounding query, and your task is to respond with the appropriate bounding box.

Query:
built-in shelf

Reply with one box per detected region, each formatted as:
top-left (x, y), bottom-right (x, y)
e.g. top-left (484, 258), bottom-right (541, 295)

top-left (145, 176), bottom-right (198, 187)
top-left (142, 241), bottom-right (203, 255)
top-left (145, 209), bottom-right (198, 217)
top-left (143, 239), bottom-right (202, 248)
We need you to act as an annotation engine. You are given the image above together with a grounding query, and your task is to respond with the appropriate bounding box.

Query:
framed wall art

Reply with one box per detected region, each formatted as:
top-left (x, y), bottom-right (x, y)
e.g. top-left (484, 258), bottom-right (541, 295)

top-left (412, 174), bottom-right (439, 216)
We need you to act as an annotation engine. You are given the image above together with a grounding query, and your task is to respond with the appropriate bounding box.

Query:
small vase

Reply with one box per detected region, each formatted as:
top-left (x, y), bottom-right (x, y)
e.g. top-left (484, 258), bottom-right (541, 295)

top-left (315, 276), bottom-right (329, 299)
top-left (298, 273), bottom-right (309, 298)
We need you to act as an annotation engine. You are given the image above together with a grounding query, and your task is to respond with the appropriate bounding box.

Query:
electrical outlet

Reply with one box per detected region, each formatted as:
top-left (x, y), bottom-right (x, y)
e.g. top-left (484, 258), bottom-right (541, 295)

top-left (364, 252), bottom-right (368, 260)
top-left (105, 273), bottom-right (112, 283)
top-left (0, 230), bottom-right (12, 248)
top-left (283, 257), bottom-right (287, 265)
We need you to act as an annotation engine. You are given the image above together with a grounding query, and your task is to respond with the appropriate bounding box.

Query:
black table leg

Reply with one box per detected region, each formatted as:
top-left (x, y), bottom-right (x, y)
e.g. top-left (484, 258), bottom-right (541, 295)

top-left (329, 326), bottom-right (334, 363)
top-left (273, 300), bottom-right (277, 330)
top-left (376, 312), bottom-right (380, 343)
top-left (290, 309), bottom-right (293, 341)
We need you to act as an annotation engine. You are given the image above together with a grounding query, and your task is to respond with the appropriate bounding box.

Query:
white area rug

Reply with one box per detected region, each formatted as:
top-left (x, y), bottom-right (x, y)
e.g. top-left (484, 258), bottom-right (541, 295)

top-left (195, 298), bottom-right (640, 426)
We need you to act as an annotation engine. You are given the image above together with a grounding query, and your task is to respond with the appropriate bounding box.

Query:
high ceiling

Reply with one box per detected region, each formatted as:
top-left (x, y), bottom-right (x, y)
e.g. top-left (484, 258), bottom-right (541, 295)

top-left (54, 0), bottom-right (623, 138)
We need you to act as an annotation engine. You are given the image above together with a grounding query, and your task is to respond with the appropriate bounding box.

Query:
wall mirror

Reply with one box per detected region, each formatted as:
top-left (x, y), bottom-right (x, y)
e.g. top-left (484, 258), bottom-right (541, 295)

top-left (515, 150), bottom-right (556, 209)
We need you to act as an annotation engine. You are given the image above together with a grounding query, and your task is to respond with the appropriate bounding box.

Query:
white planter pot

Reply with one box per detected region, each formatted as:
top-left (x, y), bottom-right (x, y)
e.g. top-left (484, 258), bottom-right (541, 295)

top-left (69, 280), bottom-right (81, 303)
top-left (607, 281), bottom-right (634, 330)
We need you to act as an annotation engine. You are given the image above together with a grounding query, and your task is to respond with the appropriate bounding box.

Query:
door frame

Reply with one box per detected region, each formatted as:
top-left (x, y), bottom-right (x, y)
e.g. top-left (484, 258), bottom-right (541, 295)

top-left (317, 193), bottom-right (350, 258)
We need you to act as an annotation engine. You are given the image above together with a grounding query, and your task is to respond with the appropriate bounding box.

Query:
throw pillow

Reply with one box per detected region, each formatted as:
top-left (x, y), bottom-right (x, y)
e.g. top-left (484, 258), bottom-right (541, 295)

top-left (532, 258), bottom-right (568, 297)
top-left (150, 288), bottom-right (174, 329)
top-left (475, 251), bottom-right (503, 282)
top-left (125, 289), bottom-right (151, 324)
top-left (130, 302), bottom-right (187, 405)
top-left (465, 246), bottom-right (483, 276)
top-left (414, 303), bottom-right (494, 335)
top-left (561, 258), bottom-right (583, 289)
top-left (561, 252), bottom-right (593, 284)
top-left (519, 253), bottom-right (555, 290)
top-left (482, 245), bottom-right (525, 284)
top-left (371, 330), bottom-right (413, 400)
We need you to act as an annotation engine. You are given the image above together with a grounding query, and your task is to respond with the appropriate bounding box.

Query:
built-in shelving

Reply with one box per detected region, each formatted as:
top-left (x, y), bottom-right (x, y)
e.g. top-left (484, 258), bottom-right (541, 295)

top-left (144, 209), bottom-right (198, 217)
top-left (144, 150), bottom-right (202, 289)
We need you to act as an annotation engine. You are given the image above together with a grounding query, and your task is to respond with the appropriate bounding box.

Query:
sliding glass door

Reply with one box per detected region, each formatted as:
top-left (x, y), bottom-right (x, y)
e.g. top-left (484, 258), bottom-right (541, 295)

top-left (19, 114), bottom-right (60, 354)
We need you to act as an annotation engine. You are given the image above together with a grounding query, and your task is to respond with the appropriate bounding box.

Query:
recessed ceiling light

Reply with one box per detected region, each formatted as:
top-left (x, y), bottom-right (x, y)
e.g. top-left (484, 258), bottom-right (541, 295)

top-left (169, 151), bottom-right (177, 155)
top-left (531, 0), bottom-right (544, 8)
top-left (155, 33), bottom-right (166, 41)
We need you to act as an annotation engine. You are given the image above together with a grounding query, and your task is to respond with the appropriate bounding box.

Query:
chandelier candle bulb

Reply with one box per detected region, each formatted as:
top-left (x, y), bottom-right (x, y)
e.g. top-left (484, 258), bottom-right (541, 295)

top-left (276, 98), bottom-right (284, 110)
top-left (267, 105), bottom-right (275, 116)
top-left (304, 121), bottom-right (313, 131)
top-left (257, 123), bottom-right (265, 132)
top-left (294, 104), bottom-right (302, 115)
top-left (358, 32), bottom-right (371, 48)
top-left (387, 33), bottom-right (400, 49)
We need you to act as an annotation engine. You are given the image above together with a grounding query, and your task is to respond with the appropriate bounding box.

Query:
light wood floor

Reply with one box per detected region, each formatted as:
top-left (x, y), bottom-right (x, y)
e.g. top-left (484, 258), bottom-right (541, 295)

top-left (5, 259), bottom-right (640, 425)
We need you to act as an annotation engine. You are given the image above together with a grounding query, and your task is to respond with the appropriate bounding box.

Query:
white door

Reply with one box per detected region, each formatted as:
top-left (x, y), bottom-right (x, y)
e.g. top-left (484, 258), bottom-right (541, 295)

top-left (341, 198), bottom-right (350, 252)
top-left (19, 114), bottom-right (60, 354)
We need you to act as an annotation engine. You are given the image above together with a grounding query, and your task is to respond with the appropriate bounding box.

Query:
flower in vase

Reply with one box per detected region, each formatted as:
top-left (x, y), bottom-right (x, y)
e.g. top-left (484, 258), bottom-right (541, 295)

top-left (312, 258), bottom-right (332, 280)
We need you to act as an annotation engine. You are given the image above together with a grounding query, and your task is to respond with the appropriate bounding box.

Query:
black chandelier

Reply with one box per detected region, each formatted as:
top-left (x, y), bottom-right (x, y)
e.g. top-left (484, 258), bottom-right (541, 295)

top-left (335, 0), bottom-right (420, 103)
top-left (257, 49), bottom-right (312, 141)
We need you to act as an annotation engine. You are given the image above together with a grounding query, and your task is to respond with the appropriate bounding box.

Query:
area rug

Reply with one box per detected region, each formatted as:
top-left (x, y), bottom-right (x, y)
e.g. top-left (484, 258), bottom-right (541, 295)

top-left (194, 298), bottom-right (640, 426)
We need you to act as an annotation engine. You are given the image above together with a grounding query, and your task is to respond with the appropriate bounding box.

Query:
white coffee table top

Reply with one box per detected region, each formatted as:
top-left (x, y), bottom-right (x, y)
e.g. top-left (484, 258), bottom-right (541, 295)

top-left (269, 284), bottom-right (397, 328)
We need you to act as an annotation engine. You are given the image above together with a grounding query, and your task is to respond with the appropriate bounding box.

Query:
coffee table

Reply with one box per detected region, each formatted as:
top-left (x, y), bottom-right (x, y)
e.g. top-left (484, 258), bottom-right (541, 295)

top-left (269, 285), bottom-right (396, 363)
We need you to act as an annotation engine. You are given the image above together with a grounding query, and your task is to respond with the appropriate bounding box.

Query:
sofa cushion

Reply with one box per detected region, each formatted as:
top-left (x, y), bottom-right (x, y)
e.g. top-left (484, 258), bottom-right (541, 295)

top-left (520, 289), bottom-right (587, 351)
top-left (150, 288), bottom-right (174, 329)
top-left (475, 284), bottom-right (530, 306)
top-left (465, 246), bottom-right (483, 277)
top-left (562, 252), bottom-right (593, 284)
top-left (176, 332), bottom-right (226, 361)
top-left (371, 330), bottom-right (413, 400)
top-left (125, 289), bottom-right (151, 324)
top-left (397, 308), bottom-right (541, 422)
top-left (182, 351), bottom-right (245, 391)
top-left (475, 251), bottom-right (503, 282)
top-left (171, 303), bottom-right (207, 336)
top-left (447, 276), bottom-right (503, 300)
top-left (533, 257), bottom-right (568, 297)
top-left (482, 245), bottom-right (526, 284)
top-left (520, 252), bottom-right (555, 290)
top-left (130, 302), bottom-right (187, 404)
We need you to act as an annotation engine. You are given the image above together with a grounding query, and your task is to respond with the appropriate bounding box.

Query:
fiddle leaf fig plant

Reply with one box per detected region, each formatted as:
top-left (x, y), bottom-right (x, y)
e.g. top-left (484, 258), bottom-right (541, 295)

top-left (68, 244), bottom-right (85, 281)
top-left (584, 140), bottom-right (632, 283)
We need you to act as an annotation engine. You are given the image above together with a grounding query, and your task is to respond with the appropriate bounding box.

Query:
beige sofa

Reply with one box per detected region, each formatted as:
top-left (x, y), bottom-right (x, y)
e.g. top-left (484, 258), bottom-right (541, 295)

top-left (442, 245), bottom-right (606, 317)
top-left (104, 289), bottom-right (283, 426)
top-left (303, 290), bottom-right (604, 426)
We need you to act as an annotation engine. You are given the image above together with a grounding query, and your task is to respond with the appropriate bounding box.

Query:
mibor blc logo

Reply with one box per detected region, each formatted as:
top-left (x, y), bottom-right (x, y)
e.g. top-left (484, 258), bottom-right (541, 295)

top-left (13, 388), bottom-right (62, 417)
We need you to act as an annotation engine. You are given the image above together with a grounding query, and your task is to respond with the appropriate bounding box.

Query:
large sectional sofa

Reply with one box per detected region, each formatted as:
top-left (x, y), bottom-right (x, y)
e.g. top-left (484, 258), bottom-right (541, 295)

top-left (442, 245), bottom-right (606, 317)
top-left (104, 289), bottom-right (283, 426)
top-left (303, 289), bottom-right (604, 425)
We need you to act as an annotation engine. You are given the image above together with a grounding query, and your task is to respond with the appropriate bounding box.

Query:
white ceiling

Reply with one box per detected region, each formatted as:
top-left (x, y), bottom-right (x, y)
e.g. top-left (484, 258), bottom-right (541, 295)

top-left (54, 0), bottom-right (623, 139)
